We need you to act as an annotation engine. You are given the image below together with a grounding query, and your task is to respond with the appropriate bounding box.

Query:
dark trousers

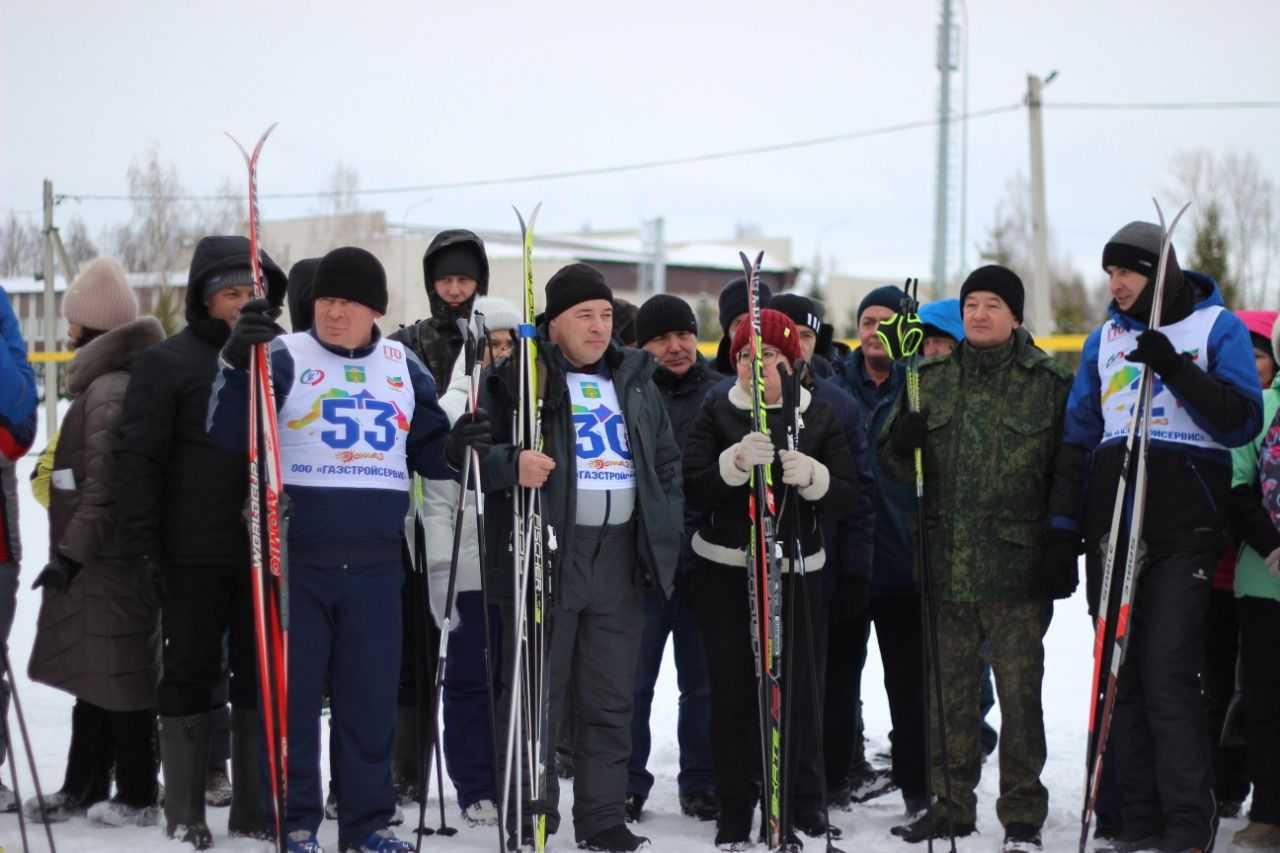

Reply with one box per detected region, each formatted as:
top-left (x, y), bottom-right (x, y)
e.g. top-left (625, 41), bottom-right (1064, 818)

top-left (62, 699), bottom-right (158, 807)
top-left (275, 560), bottom-right (402, 843)
top-left (627, 585), bottom-right (714, 799)
top-left (824, 593), bottom-right (868, 788)
top-left (688, 562), bottom-right (826, 836)
top-left (856, 594), bottom-right (927, 803)
top-left (1238, 595), bottom-right (1280, 824)
top-left (158, 562), bottom-right (258, 715)
top-left (1111, 552), bottom-right (1217, 850)
top-left (442, 590), bottom-right (501, 809)
top-left (544, 524), bottom-right (646, 842)
top-left (1204, 587), bottom-right (1249, 804)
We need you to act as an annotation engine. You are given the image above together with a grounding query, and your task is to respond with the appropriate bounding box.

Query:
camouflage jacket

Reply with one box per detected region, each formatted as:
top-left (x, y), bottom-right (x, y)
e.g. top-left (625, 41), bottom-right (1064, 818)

top-left (878, 328), bottom-right (1071, 602)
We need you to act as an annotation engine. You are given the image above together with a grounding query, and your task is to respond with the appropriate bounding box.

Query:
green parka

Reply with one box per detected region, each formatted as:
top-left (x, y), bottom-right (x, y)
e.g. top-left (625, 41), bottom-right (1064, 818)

top-left (878, 328), bottom-right (1072, 602)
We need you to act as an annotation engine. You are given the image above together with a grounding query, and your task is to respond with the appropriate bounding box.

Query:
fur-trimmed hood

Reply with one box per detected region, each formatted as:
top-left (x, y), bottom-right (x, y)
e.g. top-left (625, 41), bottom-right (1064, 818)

top-left (66, 316), bottom-right (164, 395)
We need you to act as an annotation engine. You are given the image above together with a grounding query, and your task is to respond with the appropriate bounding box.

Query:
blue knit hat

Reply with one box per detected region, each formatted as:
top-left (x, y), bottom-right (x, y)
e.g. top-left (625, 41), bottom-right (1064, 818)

top-left (918, 299), bottom-right (964, 342)
top-left (857, 284), bottom-right (906, 322)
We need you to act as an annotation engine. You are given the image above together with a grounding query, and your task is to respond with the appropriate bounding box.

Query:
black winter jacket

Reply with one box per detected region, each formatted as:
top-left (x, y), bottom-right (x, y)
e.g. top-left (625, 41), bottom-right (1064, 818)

top-left (683, 381), bottom-right (859, 571)
top-left (113, 236), bottom-right (286, 567)
top-left (391, 229), bottom-right (489, 388)
top-left (480, 338), bottom-right (685, 601)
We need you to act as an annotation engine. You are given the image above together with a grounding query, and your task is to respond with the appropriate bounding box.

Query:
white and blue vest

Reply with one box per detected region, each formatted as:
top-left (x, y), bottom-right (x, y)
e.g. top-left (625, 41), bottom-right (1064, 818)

top-left (1096, 306), bottom-right (1225, 450)
top-left (276, 333), bottom-right (415, 492)
top-left (567, 371), bottom-right (636, 526)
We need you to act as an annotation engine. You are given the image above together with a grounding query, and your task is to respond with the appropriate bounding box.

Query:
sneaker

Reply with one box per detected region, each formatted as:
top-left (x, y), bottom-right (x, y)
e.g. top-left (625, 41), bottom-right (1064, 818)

top-left (846, 761), bottom-right (897, 803)
top-left (1233, 821), bottom-right (1280, 851)
top-left (716, 841), bottom-right (754, 853)
top-left (340, 828), bottom-right (414, 852)
top-left (287, 830), bottom-right (327, 853)
top-left (0, 780), bottom-right (15, 813)
top-left (88, 796), bottom-right (160, 827)
top-left (205, 765), bottom-right (233, 807)
top-left (792, 809), bottom-right (842, 839)
top-left (679, 789), bottom-right (719, 821)
top-left (24, 789), bottom-right (87, 823)
top-left (624, 792), bottom-right (645, 823)
top-left (578, 823), bottom-right (650, 851)
top-left (1001, 821), bottom-right (1043, 852)
top-left (890, 806), bottom-right (977, 843)
top-left (462, 799), bottom-right (500, 827)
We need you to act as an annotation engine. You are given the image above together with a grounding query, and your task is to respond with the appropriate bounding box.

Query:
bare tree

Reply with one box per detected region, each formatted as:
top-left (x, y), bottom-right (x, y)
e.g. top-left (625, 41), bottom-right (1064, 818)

top-left (61, 217), bottom-right (98, 267)
top-left (977, 174), bottom-right (1102, 333)
top-left (0, 213), bottom-right (42, 277)
top-left (1169, 149), bottom-right (1279, 306)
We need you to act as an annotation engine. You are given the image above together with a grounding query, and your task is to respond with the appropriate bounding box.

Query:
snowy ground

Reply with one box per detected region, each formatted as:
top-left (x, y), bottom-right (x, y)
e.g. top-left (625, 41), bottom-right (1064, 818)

top-left (0, 411), bottom-right (1248, 852)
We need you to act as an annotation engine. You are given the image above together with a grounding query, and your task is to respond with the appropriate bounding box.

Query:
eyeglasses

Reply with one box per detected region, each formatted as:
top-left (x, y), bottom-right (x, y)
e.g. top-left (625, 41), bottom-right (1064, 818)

top-left (737, 347), bottom-right (783, 366)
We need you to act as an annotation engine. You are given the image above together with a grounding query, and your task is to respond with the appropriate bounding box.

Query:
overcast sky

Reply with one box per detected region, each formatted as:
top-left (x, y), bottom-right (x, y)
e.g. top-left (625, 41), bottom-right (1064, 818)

top-left (5, 0), bottom-right (1279, 295)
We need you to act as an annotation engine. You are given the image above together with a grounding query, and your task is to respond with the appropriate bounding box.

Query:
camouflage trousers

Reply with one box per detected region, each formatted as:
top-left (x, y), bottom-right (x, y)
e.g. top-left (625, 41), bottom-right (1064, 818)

top-left (927, 599), bottom-right (1052, 828)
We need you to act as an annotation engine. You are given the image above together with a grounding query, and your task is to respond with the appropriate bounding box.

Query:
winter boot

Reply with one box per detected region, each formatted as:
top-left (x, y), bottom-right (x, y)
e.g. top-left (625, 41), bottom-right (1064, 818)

top-left (159, 713), bottom-right (214, 850)
top-left (890, 803), bottom-right (977, 843)
top-left (462, 799), bottom-right (500, 827)
top-left (88, 796), bottom-right (161, 827)
top-left (679, 789), bottom-right (719, 821)
top-left (229, 706), bottom-right (269, 837)
top-left (577, 823), bottom-right (651, 851)
top-left (390, 703), bottom-right (420, 804)
top-left (24, 789), bottom-right (87, 823)
top-left (1232, 821), bottom-right (1280, 851)
top-left (1001, 821), bottom-right (1043, 852)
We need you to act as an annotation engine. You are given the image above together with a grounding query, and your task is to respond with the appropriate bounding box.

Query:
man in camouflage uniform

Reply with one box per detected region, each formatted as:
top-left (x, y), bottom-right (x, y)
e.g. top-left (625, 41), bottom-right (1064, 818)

top-left (878, 265), bottom-right (1071, 852)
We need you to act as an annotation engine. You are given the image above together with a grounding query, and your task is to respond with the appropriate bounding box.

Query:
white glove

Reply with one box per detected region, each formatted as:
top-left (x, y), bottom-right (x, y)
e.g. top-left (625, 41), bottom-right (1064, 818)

top-left (734, 431), bottom-right (776, 472)
top-left (1267, 546), bottom-right (1280, 581)
top-left (780, 449), bottom-right (816, 487)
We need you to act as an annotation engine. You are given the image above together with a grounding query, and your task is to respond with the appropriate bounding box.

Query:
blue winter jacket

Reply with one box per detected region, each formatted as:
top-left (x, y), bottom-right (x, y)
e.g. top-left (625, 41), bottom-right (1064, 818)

top-left (833, 350), bottom-right (917, 597)
top-left (207, 326), bottom-right (455, 569)
top-left (1049, 271), bottom-right (1262, 582)
top-left (0, 287), bottom-right (37, 460)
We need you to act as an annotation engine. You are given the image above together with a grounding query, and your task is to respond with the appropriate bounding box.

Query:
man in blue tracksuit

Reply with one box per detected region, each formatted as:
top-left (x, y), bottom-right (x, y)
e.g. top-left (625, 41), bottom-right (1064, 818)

top-left (831, 285), bottom-right (928, 815)
top-left (208, 247), bottom-right (490, 853)
top-left (1047, 221), bottom-right (1262, 853)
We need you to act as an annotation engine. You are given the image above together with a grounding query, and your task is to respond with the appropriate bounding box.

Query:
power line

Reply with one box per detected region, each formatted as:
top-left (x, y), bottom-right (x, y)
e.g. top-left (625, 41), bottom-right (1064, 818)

top-left (60, 103), bottom-right (1026, 204)
top-left (54, 98), bottom-right (1280, 205)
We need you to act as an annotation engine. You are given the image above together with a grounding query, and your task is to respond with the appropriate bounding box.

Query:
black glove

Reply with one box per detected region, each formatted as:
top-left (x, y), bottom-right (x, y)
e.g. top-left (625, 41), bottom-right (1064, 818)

top-left (890, 410), bottom-right (929, 458)
top-left (32, 555), bottom-right (81, 592)
top-left (1041, 529), bottom-right (1081, 600)
top-left (1124, 329), bottom-right (1185, 377)
top-left (830, 577), bottom-right (871, 624)
top-left (221, 298), bottom-right (280, 370)
top-left (444, 408), bottom-right (493, 470)
top-left (134, 558), bottom-right (166, 611)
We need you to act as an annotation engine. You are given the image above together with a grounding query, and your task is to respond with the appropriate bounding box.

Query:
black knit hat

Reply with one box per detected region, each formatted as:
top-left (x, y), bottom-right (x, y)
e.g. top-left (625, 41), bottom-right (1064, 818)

top-left (313, 247), bottom-right (388, 314)
top-left (545, 263), bottom-right (613, 320)
top-left (857, 285), bottom-right (905, 322)
top-left (286, 257), bottom-right (321, 332)
top-left (428, 242), bottom-right (484, 283)
top-left (770, 293), bottom-right (822, 334)
top-left (718, 276), bottom-right (773, 335)
top-left (636, 294), bottom-right (697, 344)
top-left (959, 265), bottom-right (1025, 323)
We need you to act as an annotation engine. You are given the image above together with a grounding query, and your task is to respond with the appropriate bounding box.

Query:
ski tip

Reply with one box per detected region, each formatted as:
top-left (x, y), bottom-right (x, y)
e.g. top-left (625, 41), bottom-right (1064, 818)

top-left (512, 205), bottom-right (527, 233)
top-left (527, 201), bottom-right (542, 232)
top-left (252, 123), bottom-right (279, 158)
top-left (224, 131), bottom-right (252, 163)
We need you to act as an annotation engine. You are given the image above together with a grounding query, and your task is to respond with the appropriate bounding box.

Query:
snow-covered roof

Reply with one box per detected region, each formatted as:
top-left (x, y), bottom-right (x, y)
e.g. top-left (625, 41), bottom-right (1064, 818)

top-left (1, 270), bottom-right (188, 294)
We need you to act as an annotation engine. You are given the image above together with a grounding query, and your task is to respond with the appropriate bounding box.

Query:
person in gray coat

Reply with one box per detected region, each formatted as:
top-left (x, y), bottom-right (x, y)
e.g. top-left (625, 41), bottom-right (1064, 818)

top-left (26, 257), bottom-right (165, 827)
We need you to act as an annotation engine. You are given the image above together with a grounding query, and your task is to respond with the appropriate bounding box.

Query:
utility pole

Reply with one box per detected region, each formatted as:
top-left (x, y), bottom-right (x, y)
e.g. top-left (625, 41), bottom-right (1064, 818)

top-left (41, 180), bottom-right (58, 433)
top-left (640, 217), bottom-right (666, 296)
top-left (1026, 72), bottom-right (1056, 335)
top-left (930, 0), bottom-right (956, 299)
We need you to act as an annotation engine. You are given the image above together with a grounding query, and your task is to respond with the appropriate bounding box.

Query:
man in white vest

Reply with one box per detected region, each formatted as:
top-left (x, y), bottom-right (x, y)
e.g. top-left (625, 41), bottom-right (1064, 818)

top-left (1047, 222), bottom-right (1262, 853)
top-left (208, 247), bottom-right (491, 853)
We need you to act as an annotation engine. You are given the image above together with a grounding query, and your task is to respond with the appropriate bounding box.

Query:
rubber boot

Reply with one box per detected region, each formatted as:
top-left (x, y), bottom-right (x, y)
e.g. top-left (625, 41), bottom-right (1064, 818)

top-left (391, 703), bottom-right (420, 804)
top-left (159, 713), bottom-right (213, 850)
top-left (228, 707), bottom-right (269, 838)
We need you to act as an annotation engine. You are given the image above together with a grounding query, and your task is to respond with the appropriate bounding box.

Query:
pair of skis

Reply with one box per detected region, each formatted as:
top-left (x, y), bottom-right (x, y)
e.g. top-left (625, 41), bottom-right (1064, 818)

top-left (877, 279), bottom-right (955, 853)
top-left (740, 250), bottom-right (787, 850)
top-left (226, 125), bottom-right (289, 852)
top-left (1078, 199), bottom-right (1191, 852)
top-left (501, 203), bottom-right (555, 853)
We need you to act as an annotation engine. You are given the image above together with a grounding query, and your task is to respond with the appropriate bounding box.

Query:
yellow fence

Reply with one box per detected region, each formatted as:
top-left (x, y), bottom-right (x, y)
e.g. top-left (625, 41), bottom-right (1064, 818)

top-left (696, 333), bottom-right (1088, 357)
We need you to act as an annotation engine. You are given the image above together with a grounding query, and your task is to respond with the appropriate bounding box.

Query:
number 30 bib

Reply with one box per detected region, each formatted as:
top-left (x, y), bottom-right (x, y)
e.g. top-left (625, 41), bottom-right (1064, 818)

top-left (567, 372), bottom-right (636, 491)
top-left (277, 333), bottom-right (414, 491)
